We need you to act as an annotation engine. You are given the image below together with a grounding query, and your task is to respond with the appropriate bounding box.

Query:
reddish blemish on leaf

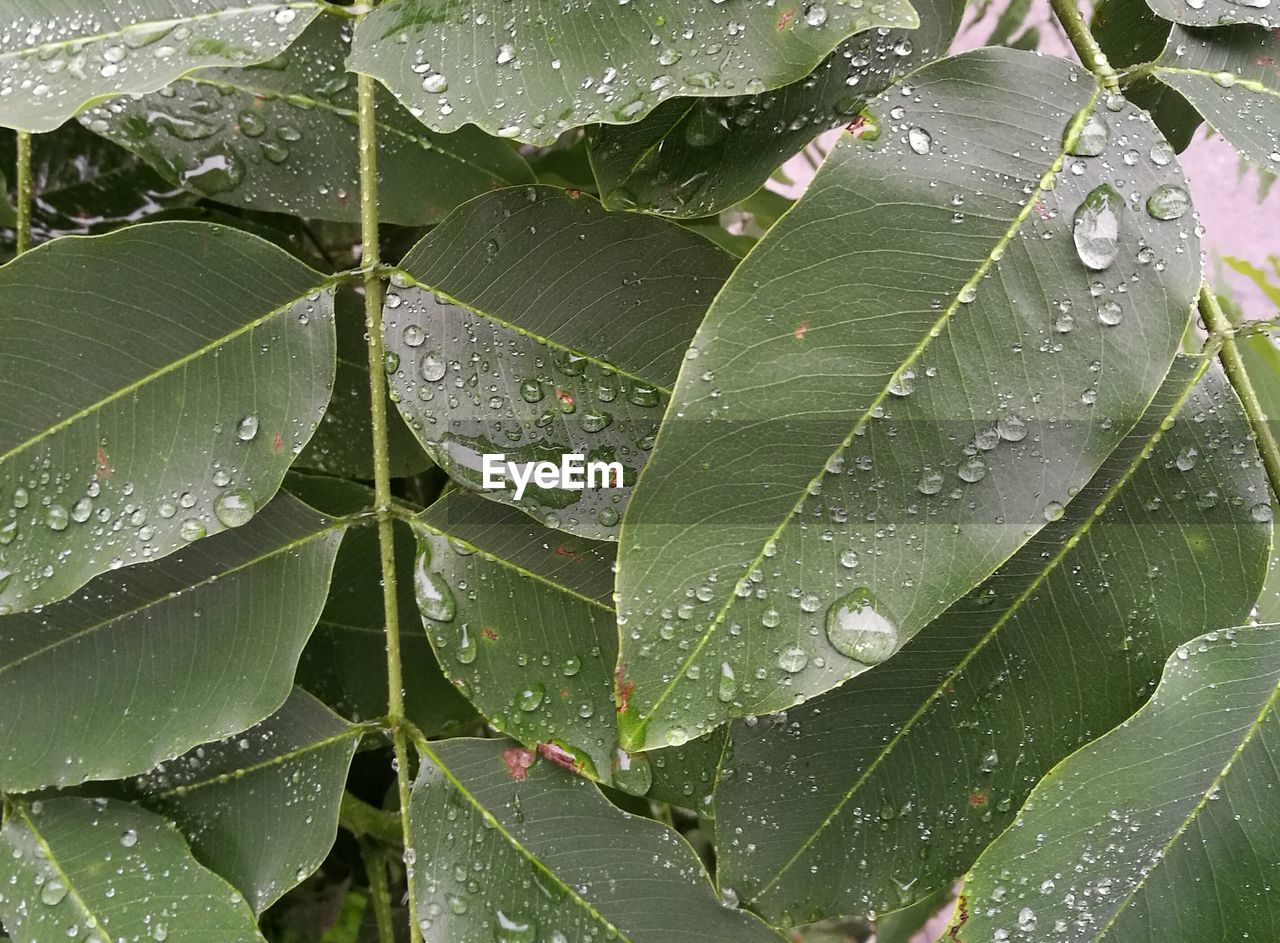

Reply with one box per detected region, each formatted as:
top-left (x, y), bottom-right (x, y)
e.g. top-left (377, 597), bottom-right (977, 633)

top-left (968, 790), bottom-right (988, 807)
top-left (553, 545), bottom-right (579, 559)
top-left (776, 8), bottom-right (795, 30)
top-left (794, 321), bottom-right (808, 341)
top-left (273, 431), bottom-right (284, 451)
top-left (615, 667), bottom-right (635, 713)
top-left (480, 626), bottom-right (499, 641)
top-left (502, 747), bottom-right (536, 781)
top-left (1034, 201), bottom-right (1052, 221)
top-left (846, 115), bottom-right (871, 136)
top-left (556, 388), bottom-right (575, 408)
top-left (567, 189), bottom-right (582, 199)
top-left (948, 894), bottom-right (969, 941)
top-left (537, 742), bottom-right (578, 771)
top-left (94, 447), bottom-right (111, 479)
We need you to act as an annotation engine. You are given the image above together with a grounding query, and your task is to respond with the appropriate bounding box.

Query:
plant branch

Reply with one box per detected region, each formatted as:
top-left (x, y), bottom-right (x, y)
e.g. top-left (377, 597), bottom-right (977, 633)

top-left (1200, 283), bottom-right (1280, 504)
top-left (1048, 0), bottom-right (1120, 92)
top-left (356, 66), bottom-right (423, 943)
top-left (360, 839), bottom-right (397, 943)
top-left (15, 131), bottom-right (33, 255)
top-left (340, 791), bottom-right (404, 844)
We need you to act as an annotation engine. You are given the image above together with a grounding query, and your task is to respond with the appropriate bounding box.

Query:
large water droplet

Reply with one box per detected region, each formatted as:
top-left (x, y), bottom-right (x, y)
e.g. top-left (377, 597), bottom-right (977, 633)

top-left (214, 491), bottom-right (255, 528)
top-left (825, 589), bottom-right (899, 663)
top-left (611, 748), bottom-right (653, 796)
top-left (414, 549), bottom-right (456, 621)
top-left (1073, 184), bottom-right (1122, 271)
top-left (1146, 184), bottom-right (1190, 220)
top-left (1067, 114), bottom-right (1109, 156)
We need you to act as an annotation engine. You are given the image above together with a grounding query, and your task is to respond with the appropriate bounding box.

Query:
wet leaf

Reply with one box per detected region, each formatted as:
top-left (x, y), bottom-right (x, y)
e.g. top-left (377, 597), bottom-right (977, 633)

top-left (1148, 24), bottom-right (1280, 169)
top-left (383, 186), bottom-right (734, 540)
top-left (0, 797), bottom-right (265, 941)
top-left (348, 0), bottom-right (919, 146)
top-left (408, 736), bottom-right (784, 943)
top-left (0, 221), bottom-right (336, 613)
top-left (0, 1), bottom-right (321, 133)
top-left (587, 0), bottom-right (965, 218)
top-left (0, 491), bottom-right (343, 791)
top-left (122, 688), bottom-right (363, 914)
top-left (954, 622), bottom-right (1280, 942)
top-left (1146, 0), bottom-right (1276, 28)
top-left (615, 48), bottom-right (1201, 751)
top-left (82, 16), bottom-right (534, 225)
top-left (409, 489), bottom-right (621, 779)
top-left (714, 360), bottom-right (1271, 924)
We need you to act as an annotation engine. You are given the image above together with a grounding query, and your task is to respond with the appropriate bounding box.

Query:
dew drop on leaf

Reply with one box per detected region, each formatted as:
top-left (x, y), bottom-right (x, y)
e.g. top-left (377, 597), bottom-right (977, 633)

top-left (825, 588), bottom-right (899, 663)
top-left (1072, 184), bottom-right (1122, 271)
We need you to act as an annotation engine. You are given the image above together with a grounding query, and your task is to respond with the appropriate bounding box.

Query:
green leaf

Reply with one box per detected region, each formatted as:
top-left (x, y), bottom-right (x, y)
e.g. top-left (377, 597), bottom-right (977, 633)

top-left (287, 473), bottom-right (479, 737)
top-left (410, 490), bottom-right (623, 781)
top-left (122, 688), bottom-right (363, 914)
top-left (348, 0), bottom-right (919, 147)
top-left (952, 623), bottom-right (1280, 943)
top-left (585, 0), bottom-right (965, 218)
top-left (873, 884), bottom-right (953, 943)
top-left (0, 797), bottom-right (266, 942)
top-left (646, 728), bottom-right (727, 812)
top-left (383, 186), bottom-right (735, 540)
top-left (82, 16), bottom-right (534, 225)
top-left (1148, 24), bottom-right (1280, 169)
top-left (1224, 256), bottom-right (1280, 308)
top-left (0, 1), bottom-right (322, 133)
top-left (713, 359), bottom-right (1271, 924)
top-left (0, 221), bottom-right (336, 613)
top-left (408, 736), bottom-right (784, 943)
top-left (1146, 0), bottom-right (1275, 27)
top-left (0, 490), bottom-right (344, 791)
top-left (296, 288), bottom-right (430, 479)
top-left (614, 48), bottom-right (1202, 752)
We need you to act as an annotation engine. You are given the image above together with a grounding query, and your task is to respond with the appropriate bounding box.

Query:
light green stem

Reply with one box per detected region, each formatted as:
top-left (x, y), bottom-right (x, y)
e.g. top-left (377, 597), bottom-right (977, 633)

top-left (1049, 0), bottom-right (1120, 91)
top-left (1200, 284), bottom-right (1280, 505)
top-left (361, 839), bottom-right (397, 943)
top-left (356, 68), bottom-right (423, 943)
top-left (15, 131), bottom-right (33, 254)
top-left (340, 791), bottom-right (404, 843)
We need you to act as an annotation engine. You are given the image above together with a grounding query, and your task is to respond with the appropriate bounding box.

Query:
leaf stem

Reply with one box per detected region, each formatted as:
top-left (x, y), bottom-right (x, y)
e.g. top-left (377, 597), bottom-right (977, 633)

top-left (1048, 0), bottom-right (1120, 92)
top-left (356, 66), bottom-right (423, 943)
top-left (1200, 283), bottom-right (1280, 503)
top-left (15, 131), bottom-right (33, 254)
top-left (360, 839), bottom-right (397, 943)
top-left (340, 791), bottom-right (404, 843)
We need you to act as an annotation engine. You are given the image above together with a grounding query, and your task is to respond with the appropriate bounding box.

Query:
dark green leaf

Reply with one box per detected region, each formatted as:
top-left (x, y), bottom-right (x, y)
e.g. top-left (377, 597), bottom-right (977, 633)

top-left (288, 474), bottom-right (478, 738)
top-left (0, 491), bottom-right (343, 791)
top-left (82, 17), bottom-right (534, 225)
top-left (713, 360), bottom-right (1271, 923)
top-left (410, 490), bottom-right (622, 780)
top-left (1146, 0), bottom-right (1275, 28)
top-left (586, 0), bottom-right (965, 217)
top-left (349, 0), bottom-right (919, 146)
top-left (874, 884), bottom-right (953, 943)
top-left (1148, 24), bottom-right (1280, 168)
top-left (0, 1), bottom-right (321, 132)
top-left (0, 221), bottom-right (336, 613)
top-left (615, 48), bottom-right (1202, 752)
top-left (123, 688), bottom-right (363, 914)
top-left (408, 737), bottom-right (784, 943)
top-left (0, 797), bottom-right (265, 941)
top-left (646, 727), bottom-right (727, 812)
top-left (383, 186), bottom-right (734, 539)
top-left (296, 288), bottom-right (430, 479)
top-left (952, 623), bottom-right (1280, 942)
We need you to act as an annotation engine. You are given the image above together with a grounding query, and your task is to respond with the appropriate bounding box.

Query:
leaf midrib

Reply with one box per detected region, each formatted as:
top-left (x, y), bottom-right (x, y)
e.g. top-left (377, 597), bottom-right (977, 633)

top-left (1154, 66), bottom-right (1280, 100)
top-left (628, 83), bottom-right (1106, 747)
top-left (11, 803), bottom-right (106, 938)
top-left (746, 352), bottom-right (1213, 904)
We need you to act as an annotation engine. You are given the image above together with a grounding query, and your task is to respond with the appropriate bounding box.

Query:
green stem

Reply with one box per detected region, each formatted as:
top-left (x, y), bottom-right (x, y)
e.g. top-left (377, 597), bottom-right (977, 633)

top-left (360, 839), bottom-right (397, 943)
top-left (15, 131), bottom-right (33, 255)
top-left (1049, 0), bottom-right (1120, 92)
top-left (1200, 284), bottom-right (1280, 504)
top-left (356, 68), bottom-right (423, 943)
top-left (340, 791), bottom-right (404, 844)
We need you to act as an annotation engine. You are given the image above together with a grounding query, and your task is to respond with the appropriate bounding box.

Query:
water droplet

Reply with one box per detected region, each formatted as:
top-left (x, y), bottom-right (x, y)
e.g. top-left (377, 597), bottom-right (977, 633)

top-left (1073, 184), bottom-right (1122, 271)
top-left (907, 127), bottom-right (932, 155)
top-left (420, 351), bottom-right (447, 382)
top-left (717, 661), bottom-right (738, 702)
top-left (421, 72), bottom-right (448, 93)
top-left (180, 518), bottom-right (207, 542)
top-left (496, 44), bottom-right (516, 65)
top-left (1251, 503), bottom-right (1273, 523)
top-left (236, 415), bottom-right (259, 442)
top-left (1068, 114), bottom-right (1109, 156)
top-left (414, 549), bottom-right (456, 621)
top-left (120, 829), bottom-right (138, 848)
top-left (214, 491), bottom-right (255, 528)
top-left (917, 469), bottom-right (944, 495)
top-left (804, 3), bottom-right (829, 26)
top-left (402, 324), bottom-right (426, 347)
top-left (46, 505), bottom-right (69, 531)
top-left (518, 683), bottom-right (545, 711)
top-left (778, 645), bottom-right (808, 673)
top-left (1146, 184), bottom-right (1190, 220)
top-left (1097, 300), bottom-right (1124, 326)
top-left (839, 548), bottom-right (860, 569)
top-left (826, 589), bottom-right (899, 663)
top-left (1043, 501), bottom-right (1065, 522)
top-left (41, 879), bottom-right (68, 905)
top-left (1149, 140), bottom-right (1175, 166)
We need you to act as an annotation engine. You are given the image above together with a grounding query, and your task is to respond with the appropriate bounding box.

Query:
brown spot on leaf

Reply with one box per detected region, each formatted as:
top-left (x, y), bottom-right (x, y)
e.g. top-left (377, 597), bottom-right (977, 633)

top-left (502, 747), bottom-right (536, 781)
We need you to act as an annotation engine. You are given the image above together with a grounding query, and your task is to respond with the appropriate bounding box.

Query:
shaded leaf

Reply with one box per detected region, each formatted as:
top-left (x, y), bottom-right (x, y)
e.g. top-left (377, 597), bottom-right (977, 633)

top-left (0, 491), bottom-right (343, 791)
top-left (349, 0), bottom-right (918, 146)
top-left (646, 728), bottom-right (727, 812)
top-left (1148, 24), bottom-right (1280, 169)
top-left (123, 688), bottom-right (363, 914)
top-left (83, 17), bottom-right (534, 225)
top-left (614, 48), bottom-right (1202, 751)
top-left (0, 797), bottom-right (265, 941)
top-left (713, 360), bottom-right (1271, 923)
top-left (287, 473), bottom-right (478, 737)
top-left (409, 490), bottom-right (622, 780)
top-left (953, 623), bottom-right (1280, 942)
top-left (0, 1), bottom-right (321, 132)
top-left (383, 186), bottom-right (734, 539)
top-left (586, 0), bottom-right (965, 217)
top-left (408, 737), bottom-right (784, 943)
top-left (0, 221), bottom-right (335, 613)
top-left (1146, 0), bottom-right (1276, 28)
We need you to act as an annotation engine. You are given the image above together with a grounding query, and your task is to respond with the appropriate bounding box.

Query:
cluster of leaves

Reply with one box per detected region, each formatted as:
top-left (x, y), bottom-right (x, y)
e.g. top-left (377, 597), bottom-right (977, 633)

top-left (0, 1), bottom-right (1278, 942)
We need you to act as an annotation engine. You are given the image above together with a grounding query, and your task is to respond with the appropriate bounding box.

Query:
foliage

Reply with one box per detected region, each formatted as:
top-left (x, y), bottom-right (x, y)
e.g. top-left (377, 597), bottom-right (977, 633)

top-left (1, 1), bottom-right (1278, 942)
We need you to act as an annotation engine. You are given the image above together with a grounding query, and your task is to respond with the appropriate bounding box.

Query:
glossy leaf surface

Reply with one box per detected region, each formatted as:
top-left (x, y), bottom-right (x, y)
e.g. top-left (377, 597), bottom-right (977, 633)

top-left (83, 17), bottom-right (534, 224)
top-left (408, 737), bottom-right (783, 943)
top-left (349, 0), bottom-right (919, 146)
top-left (0, 798), bottom-right (265, 942)
top-left (615, 48), bottom-right (1201, 751)
top-left (383, 186), bottom-right (734, 539)
top-left (714, 361), bottom-right (1271, 924)
top-left (0, 222), bottom-right (335, 613)
top-left (0, 491), bottom-right (343, 791)
top-left (0, 1), bottom-right (321, 132)
top-left (1146, 0), bottom-right (1277, 28)
top-left (955, 623), bottom-right (1280, 942)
